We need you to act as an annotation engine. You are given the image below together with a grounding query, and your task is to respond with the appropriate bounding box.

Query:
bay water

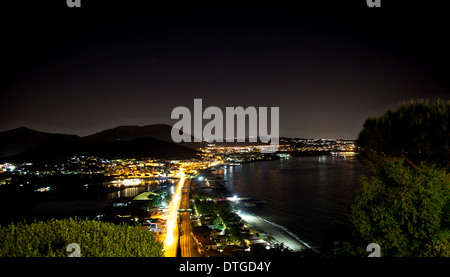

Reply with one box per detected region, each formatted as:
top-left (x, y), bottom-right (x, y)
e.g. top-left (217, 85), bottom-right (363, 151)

top-left (218, 155), bottom-right (370, 248)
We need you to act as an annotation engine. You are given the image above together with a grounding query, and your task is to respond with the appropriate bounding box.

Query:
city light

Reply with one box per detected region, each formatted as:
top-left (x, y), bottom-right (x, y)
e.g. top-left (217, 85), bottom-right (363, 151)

top-left (163, 170), bottom-right (185, 257)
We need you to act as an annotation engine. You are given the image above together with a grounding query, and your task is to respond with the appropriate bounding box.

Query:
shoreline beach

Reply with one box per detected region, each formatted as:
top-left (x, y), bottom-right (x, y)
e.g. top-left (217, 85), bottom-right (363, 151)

top-left (237, 207), bottom-right (311, 252)
top-left (201, 176), bottom-right (314, 253)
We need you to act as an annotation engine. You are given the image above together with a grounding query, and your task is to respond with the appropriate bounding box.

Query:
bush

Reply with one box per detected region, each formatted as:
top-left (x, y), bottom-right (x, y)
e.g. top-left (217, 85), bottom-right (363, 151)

top-left (0, 219), bottom-right (164, 257)
top-left (346, 160), bottom-right (450, 257)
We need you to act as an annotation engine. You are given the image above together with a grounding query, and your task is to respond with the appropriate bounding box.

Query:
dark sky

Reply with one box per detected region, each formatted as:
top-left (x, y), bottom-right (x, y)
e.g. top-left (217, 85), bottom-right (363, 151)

top-left (1, 1), bottom-right (449, 139)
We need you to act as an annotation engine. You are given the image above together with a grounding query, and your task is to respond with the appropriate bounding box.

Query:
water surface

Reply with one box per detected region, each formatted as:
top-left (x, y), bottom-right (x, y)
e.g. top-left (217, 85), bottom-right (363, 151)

top-left (219, 155), bottom-right (370, 247)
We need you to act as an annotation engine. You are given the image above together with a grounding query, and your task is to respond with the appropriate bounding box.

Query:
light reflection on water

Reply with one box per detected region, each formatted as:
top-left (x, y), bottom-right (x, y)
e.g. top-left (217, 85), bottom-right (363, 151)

top-left (107, 186), bottom-right (148, 199)
top-left (218, 155), bottom-right (370, 247)
top-left (27, 179), bottom-right (175, 218)
top-left (106, 179), bottom-right (175, 199)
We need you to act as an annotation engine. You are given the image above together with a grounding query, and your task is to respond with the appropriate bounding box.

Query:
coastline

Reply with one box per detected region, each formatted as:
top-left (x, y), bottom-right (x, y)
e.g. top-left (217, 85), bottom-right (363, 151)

top-left (237, 207), bottom-right (311, 252)
top-left (200, 177), bottom-right (312, 253)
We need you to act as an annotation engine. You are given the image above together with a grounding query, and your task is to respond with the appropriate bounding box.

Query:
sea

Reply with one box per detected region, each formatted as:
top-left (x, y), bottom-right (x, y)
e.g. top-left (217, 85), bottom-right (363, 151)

top-left (214, 155), bottom-right (371, 248)
top-left (23, 154), bottom-right (370, 249)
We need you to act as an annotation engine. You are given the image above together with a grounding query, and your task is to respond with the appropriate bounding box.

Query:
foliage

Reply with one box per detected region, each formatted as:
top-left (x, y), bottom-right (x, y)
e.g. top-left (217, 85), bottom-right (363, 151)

top-left (194, 196), bottom-right (236, 227)
top-left (0, 219), bottom-right (164, 257)
top-left (348, 99), bottom-right (450, 256)
top-left (193, 194), bottom-right (247, 248)
top-left (357, 99), bottom-right (450, 171)
top-left (346, 160), bottom-right (450, 257)
top-left (225, 226), bottom-right (246, 247)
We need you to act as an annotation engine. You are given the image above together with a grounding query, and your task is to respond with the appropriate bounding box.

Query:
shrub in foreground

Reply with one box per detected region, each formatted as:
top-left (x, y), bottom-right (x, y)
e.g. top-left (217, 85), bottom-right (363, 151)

top-left (0, 219), bottom-right (164, 257)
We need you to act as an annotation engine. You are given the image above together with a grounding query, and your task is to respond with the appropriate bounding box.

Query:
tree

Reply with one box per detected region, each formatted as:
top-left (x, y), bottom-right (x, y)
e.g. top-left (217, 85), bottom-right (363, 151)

top-left (346, 160), bottom-right (449, 256)
top-left (347, 99), bottom-right (450, 257)
top-left (357, 99), bottom-right (450, 171)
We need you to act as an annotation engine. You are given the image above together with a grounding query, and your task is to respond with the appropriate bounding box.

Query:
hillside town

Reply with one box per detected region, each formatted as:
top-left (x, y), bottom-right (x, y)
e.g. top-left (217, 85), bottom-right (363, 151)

top-left (0, 139), bottom-right (355, 256)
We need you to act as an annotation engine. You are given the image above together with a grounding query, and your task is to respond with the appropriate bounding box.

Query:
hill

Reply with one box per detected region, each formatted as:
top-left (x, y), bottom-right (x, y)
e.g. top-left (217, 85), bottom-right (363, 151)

top-left (0, 127), bottom-right (80, 159)
top-left (83, 124), bottom-right (173, 142)
top-left (0, 125), bottom-right (199, 161)
top-left (83, 124), bottom-right (204, 149)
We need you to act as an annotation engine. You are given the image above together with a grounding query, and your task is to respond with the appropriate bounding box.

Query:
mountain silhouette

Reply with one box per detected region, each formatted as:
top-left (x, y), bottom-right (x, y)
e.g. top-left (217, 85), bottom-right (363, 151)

top-left (0, 127), bottom-right (80, 159)
top-left (0, 124), bottom-right (199, 161)
top-left (82, 124), bottom-right (203, 149)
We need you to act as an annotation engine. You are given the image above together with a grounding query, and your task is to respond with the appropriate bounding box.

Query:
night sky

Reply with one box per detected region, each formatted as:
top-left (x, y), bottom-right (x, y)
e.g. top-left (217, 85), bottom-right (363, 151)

top-left (1, 1), bottom-right (449, 139)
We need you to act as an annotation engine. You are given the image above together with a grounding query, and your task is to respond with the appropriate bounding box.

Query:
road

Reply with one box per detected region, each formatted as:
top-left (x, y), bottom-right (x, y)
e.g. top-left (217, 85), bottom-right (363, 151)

top-left (179, 179), bottom-right (194, 257)
top-left (163, 174), bottom-right (184, 257)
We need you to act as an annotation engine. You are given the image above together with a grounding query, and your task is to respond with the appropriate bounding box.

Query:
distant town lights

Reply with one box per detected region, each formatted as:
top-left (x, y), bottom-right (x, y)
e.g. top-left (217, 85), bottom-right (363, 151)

top-left (171, 98), bottom-right (279, 153)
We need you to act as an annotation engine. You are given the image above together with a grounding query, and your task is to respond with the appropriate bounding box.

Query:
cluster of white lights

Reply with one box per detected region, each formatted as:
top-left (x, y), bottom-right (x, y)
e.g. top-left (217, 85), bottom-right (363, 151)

top-left (110, 178), bottom-right (142, 186)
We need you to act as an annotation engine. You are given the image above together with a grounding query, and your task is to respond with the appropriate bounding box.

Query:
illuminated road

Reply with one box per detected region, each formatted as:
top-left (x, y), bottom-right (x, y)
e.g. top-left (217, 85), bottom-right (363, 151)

top-left (163, 172), bottom-right (185, 257)
top-left (179, 180), bottom-right (194, 257)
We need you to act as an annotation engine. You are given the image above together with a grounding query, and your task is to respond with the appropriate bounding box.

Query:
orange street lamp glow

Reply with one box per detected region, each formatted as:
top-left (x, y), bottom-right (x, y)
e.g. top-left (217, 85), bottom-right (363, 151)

top-left (163, 169), bottom-right (185, 257)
